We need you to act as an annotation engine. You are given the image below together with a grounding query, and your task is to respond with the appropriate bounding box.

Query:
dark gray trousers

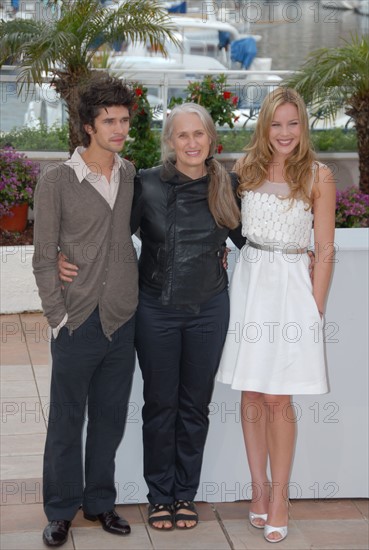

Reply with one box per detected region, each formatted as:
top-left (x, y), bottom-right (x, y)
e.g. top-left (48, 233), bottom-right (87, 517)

top-left (135, 289), bottom-right (230, 504)
top-left (43, 308), bottom-right (135, 520)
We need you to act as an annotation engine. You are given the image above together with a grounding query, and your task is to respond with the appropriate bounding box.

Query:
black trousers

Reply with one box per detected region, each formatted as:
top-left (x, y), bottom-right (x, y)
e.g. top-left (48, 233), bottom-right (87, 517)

top-left (44, 308), bottom-right (135, 521)
top-left (135, 289), bottom-right (230, 504)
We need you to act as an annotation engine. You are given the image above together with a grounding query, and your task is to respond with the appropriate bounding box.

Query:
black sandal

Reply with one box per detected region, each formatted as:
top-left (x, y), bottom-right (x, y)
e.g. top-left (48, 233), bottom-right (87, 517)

top-left (174, 500), bottom-right (199, 529)
top-left (148, 503), bottom-right (174, 530)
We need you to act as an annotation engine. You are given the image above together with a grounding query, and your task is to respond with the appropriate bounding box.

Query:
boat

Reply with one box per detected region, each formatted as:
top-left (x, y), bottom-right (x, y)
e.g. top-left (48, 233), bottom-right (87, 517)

top-left (162, 1), bottom-right (187, 13)
top-left (355, 0), bottom-right (369, 14)
top-left (108, 13), bottom-right (267, 75)
top-left (322, 1), bottom-right (360, 10)
top-left (108, 29), bottom-right (230, 73)
top-left (168, 13), bottom-right (262, 62)
top-left (111, 51), bottom-right (225, 69)
top-left (102, 0), bottom-right (263, 69)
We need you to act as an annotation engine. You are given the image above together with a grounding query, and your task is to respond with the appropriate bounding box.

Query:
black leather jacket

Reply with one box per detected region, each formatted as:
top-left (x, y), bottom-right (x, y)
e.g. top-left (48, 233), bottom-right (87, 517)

top-left (131, 162), bottom-right (245, 310)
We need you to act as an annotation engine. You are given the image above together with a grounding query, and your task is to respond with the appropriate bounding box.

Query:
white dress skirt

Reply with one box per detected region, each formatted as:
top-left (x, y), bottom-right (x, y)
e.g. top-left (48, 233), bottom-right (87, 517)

top-left (217, 180), bottom-right (329, 395)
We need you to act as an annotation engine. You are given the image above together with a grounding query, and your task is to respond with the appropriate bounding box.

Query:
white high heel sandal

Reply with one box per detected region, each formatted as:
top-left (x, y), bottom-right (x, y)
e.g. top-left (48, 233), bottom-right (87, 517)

top-left (264, 524), bottom-right (288, 543)
top-left (264, 499), bottom-right (290, 543)
top-left (249, 511), bottom-right (268, 529)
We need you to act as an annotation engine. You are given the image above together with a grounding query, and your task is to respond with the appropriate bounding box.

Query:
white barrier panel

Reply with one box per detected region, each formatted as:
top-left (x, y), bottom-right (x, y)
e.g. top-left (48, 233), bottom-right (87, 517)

top-left (114, 228), bottom-right (369, 502)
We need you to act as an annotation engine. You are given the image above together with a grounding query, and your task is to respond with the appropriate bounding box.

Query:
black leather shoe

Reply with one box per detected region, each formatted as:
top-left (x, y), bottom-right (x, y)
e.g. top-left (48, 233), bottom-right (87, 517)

top-left (42, 520), bottom-right (71, 547)
top-left (84, 509), bottom-right (131, 535)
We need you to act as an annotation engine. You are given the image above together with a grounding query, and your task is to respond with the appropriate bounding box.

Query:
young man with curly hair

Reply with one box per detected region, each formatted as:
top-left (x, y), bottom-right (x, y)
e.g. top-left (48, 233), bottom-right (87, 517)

top-left (33, 73), bottom-right (138, 547)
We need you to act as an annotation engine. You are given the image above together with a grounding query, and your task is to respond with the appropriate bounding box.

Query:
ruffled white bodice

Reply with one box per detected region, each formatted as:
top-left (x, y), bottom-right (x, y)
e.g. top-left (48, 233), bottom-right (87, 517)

top-left (241, 181), bottom-right (313, 249)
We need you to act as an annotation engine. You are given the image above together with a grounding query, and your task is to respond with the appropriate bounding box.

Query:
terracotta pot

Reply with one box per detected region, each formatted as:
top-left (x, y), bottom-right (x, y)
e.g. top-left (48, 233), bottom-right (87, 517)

top-left (0, 204), bottom-right (29, 233)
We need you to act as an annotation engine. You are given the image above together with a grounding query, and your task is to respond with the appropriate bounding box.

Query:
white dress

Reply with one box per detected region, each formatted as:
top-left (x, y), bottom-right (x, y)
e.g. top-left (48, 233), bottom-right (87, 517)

top-left (217, 178), bottom-right (329, 395)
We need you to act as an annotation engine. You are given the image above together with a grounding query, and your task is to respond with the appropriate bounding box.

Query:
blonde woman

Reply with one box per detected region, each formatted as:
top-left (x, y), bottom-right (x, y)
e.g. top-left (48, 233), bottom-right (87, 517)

top-left (217, 88), bottom-right (336, 543)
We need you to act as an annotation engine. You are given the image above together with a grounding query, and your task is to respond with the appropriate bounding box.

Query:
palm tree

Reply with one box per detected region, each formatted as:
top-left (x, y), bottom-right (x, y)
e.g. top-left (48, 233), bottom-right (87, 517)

top-left (0, 0), bottom-right (178, 153)
top-left (284, 34), bottom-right (369, 194)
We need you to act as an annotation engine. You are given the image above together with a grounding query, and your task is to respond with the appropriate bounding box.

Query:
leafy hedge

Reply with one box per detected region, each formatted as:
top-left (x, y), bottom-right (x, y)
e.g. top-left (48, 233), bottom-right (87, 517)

top-left (218, 128), bottom-right (357, 153)
top-left (0, 123), bottom-right (69, 152)
top-left (0, 123), bottom-right (358, 155)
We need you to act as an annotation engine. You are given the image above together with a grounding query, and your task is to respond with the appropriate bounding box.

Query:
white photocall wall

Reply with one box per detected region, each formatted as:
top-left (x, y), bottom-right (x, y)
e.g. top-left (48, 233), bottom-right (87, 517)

top-left (113, 229), bottom-right (368, 503)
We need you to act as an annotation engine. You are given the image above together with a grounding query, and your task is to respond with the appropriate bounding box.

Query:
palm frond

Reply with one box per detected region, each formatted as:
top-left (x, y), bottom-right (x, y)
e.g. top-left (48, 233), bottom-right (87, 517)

top-left (284, 34), bottom-right (369, 121)
top-left (1, 0), bottom-right (179, 77)
top-left (0, 19), bottom-right (44, 65)
top-left (0, 0), bottom-right (186, 153)
top-left (111, 0), bottom-right (180, 53)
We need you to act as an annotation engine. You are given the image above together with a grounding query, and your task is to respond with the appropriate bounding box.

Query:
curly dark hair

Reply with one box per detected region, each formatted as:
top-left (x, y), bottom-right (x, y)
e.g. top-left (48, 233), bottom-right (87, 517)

top-left (78, 72), bottom-right (135, 147)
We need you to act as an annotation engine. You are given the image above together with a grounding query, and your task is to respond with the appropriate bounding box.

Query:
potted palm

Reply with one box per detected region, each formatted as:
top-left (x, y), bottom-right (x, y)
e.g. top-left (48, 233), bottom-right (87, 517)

top-left (0, 0), bottom-right (178, 153)
top-left (284, 34), bottom-right (369, 194)
top-left (284, 34), bottom-right (369, 273)
top-left (0, 146), bottom-right (39, 233)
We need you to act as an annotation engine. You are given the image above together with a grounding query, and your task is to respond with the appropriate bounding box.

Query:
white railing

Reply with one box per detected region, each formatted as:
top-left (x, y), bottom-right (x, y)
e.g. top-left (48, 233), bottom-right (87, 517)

top-left (109, 67), bottom-right (292, 118)
top-left (0, 65), bottom-right (353, 132)
top-left (0, 65), bottom-right (293, 131)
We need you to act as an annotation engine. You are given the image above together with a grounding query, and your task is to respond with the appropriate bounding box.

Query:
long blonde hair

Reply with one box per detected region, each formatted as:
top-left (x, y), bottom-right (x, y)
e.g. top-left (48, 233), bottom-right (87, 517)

top-left (237, 87), bottom-right (317, 206)
top-left (162, 103), bottom-right (240, 229)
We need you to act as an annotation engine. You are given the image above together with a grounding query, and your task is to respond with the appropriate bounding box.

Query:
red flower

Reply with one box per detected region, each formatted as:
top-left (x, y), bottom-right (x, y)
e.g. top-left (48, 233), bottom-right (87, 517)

top-left (234, 115), bottom-right (240, 123)
top-left (217, 144), bottom-right (223, 154)
top-left (223, 91), bottom-right (232, 100)
top-left (135, 88), bottom-right (143, 97)
top-left (232, 95), bottom-right (239, 106)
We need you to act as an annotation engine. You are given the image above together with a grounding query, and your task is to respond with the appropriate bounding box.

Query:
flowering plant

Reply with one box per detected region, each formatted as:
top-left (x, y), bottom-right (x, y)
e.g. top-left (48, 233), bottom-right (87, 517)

top-left (168, 74), bottom-right (239, 128)
top-left (335, 186), bottom-right (369, 228)
top-left (123, 84), bottom-right (160, 170)
top-left (0, 147), bottom-right (39, 218)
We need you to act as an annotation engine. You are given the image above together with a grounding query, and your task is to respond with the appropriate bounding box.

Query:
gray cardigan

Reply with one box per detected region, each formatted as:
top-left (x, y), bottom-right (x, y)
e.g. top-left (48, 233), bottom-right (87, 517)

top-left (33, 162), bottom-right (138, 339)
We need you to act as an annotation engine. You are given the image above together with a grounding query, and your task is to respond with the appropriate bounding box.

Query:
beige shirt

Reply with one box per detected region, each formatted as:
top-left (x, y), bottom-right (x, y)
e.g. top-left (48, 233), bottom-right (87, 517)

top-left (65, 147), bottom-right (122, 208)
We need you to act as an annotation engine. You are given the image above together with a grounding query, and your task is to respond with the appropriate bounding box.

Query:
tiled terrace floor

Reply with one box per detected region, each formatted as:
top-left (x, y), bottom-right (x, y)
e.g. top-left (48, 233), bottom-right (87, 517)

top-left (1, 312), bottom-right (368, 550)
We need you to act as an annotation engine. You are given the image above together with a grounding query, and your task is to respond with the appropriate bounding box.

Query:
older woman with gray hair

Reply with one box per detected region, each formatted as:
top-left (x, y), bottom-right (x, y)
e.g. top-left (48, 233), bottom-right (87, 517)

top-left (131, 103), bottom-right (245, 530)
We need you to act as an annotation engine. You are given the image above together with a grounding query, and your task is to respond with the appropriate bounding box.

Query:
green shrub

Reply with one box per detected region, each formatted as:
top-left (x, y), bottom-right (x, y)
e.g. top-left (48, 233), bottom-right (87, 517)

top-left (0, 122), bottom-right (357, 156)
top-left (217, 128), bottom-right (357, 154)
top-left (0, 123), bottom-right (69, 151)
top-left (169, 74), bottom-right (239, 128)
top-left (310, 128), bottom-right (357, 152)
top-left (217, 129), bottom-right (253, 153)
top-left (122, 84), bottom-right (161, 170)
